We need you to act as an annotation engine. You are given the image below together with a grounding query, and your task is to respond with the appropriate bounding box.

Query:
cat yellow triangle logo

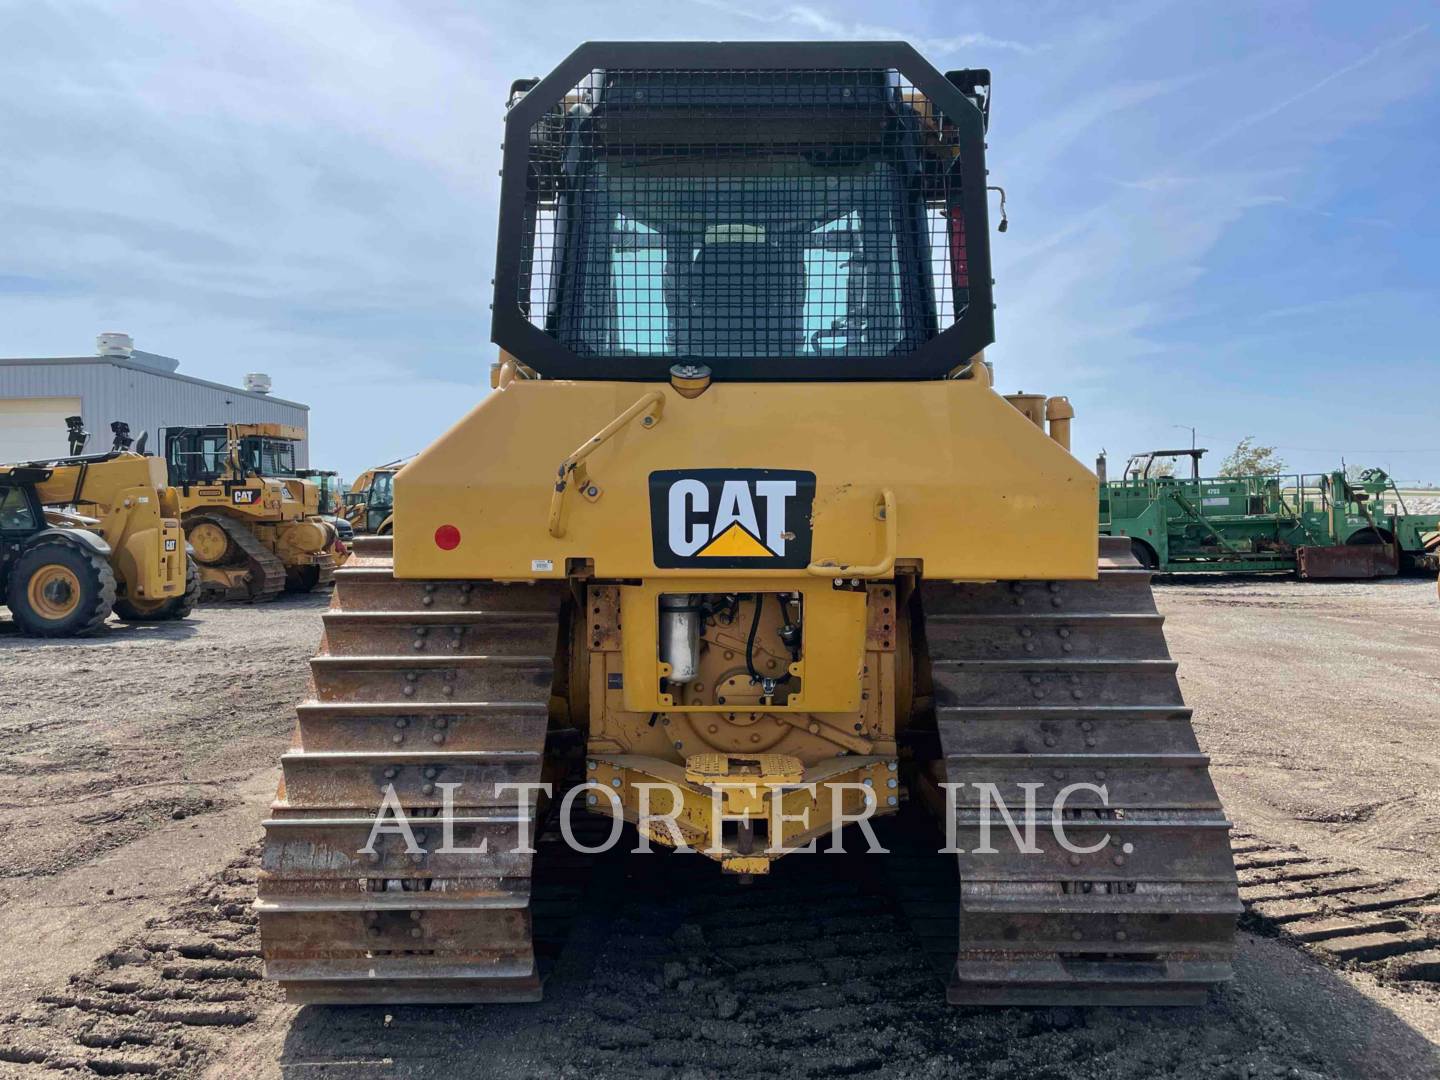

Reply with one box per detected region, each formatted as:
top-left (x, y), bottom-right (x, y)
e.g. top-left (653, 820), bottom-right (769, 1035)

top-left (696, 523), bottom-right (773, 558)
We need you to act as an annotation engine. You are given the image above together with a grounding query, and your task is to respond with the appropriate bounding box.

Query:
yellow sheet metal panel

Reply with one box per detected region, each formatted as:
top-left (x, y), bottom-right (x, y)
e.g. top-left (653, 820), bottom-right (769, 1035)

top-left (394, 378), bottom-right (1096, 582)
top-left (229, 422), bottom-right (306, 441)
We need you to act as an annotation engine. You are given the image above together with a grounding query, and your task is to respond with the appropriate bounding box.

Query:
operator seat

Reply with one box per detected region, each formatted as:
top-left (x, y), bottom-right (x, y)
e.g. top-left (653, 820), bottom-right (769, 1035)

top-left (680, 239), bottom-right (806, 357)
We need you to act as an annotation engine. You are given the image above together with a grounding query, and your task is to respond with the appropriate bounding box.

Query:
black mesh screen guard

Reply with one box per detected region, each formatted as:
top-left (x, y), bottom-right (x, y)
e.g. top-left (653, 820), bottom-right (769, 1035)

top-left (492, 42), bottom-right (993, 381)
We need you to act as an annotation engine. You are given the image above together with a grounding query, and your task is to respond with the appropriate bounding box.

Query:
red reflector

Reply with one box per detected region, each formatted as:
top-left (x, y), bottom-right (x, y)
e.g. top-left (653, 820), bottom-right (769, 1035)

top-left (435, 525), bottom-right (461, 550)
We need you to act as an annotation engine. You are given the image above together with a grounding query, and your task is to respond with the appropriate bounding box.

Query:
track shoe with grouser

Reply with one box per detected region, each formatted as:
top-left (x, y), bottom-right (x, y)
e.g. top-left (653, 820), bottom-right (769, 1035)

top-left (921, 536), bottom-right (1240, 1006)
top-left (256, 537), bottom-right (565, 1003)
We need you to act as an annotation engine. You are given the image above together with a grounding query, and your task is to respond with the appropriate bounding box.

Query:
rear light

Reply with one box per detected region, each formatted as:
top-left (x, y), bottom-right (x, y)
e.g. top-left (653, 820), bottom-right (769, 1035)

top-left (435, 525), bottom-right (462, 550)
top-left (947, 204), bottom-right (970, 297)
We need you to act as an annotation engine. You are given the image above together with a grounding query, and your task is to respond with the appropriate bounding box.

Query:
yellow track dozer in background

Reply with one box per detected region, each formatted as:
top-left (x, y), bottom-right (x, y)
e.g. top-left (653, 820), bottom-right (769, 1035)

top-left (259, 42), bottom-right (1239, 1009)
top-left (0, 420), bottom-right (192, 635)
top-left (159, 423), bottom-right (341, 601)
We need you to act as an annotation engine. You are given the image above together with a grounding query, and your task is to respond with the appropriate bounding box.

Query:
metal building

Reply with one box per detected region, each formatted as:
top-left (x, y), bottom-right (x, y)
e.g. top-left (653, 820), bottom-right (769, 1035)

top-left (0, 333), bottom-right (309, 464)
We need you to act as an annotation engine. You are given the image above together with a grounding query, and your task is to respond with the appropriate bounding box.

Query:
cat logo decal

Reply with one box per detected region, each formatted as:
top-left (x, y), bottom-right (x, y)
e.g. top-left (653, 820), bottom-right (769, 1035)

top-left (649, 469), bottom-right (815, 569)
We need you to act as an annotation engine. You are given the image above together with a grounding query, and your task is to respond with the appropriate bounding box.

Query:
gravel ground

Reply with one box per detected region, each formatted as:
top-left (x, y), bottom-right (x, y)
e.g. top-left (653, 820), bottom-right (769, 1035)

top-left (1159, 575), bottom-right (1440, 885)
top-left (0, 578), bottom-right (1436, 1079)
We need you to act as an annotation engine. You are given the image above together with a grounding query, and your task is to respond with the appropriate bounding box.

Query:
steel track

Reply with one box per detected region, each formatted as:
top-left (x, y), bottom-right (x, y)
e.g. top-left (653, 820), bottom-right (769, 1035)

top-left (187, 511), bottom-right (287, 603)
top-left (920, 535), bottom-right (1242, 1006)
top-left (256, 537), bottom-right (566, 1003)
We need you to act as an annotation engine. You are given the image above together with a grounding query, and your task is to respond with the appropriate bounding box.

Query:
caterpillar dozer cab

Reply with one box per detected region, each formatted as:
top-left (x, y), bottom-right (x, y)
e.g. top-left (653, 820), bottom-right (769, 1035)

top-left (0, 420), bottom-right (192, 635)
top-left (160, 423), bottom-right (341, 600)
top-left (259, 42), bottom-right (1239, 1008)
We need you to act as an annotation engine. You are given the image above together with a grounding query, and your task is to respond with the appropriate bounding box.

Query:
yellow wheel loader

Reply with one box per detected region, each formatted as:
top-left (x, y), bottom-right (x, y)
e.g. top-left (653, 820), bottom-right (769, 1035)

top-left (159, 423), bottom-right (341, 601)
top-left (259, 43), bottom-right (1239, 1008)
top-left (0, 427), bottom-right (191, 635)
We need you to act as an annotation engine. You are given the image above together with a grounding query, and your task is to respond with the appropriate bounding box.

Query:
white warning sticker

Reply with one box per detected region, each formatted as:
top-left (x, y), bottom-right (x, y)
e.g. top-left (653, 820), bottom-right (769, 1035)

top-left (531, 559), bottom-right (555, 573)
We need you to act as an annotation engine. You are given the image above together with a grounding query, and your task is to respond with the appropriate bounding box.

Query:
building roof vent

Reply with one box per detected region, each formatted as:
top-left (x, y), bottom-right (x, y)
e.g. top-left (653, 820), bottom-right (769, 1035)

top-left (97, 331), bottom-right (134, 358)
top-left (244, 373), bottom-right (273, 395)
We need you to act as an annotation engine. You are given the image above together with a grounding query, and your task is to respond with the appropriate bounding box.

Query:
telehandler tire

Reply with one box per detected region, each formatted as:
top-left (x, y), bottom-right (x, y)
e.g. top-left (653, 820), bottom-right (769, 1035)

top-left (114, 556), bottom-right (200, 622)
top-left (7, 541), bottom-right (116, 637)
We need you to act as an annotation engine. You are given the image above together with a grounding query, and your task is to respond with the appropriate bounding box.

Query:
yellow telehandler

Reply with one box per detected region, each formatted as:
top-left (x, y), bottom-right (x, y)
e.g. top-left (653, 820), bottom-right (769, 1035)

top-left (1, 420), bottom-right (192, 635)
top-left (259, 43), bottom-right (1239, 1009)
top-left (159, 423), bottom-right (341, 601)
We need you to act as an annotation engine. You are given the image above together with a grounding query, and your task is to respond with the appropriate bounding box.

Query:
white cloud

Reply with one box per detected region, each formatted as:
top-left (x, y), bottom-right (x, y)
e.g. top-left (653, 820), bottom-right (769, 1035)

top-left (691, 0), bottom-right (1039, 54)
top-left (1195, 23), bottom-right (1431, 155)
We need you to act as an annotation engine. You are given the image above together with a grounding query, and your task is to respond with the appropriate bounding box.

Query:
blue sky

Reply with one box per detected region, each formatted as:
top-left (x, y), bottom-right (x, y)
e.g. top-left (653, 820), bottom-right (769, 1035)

top-left (2, 1), bottom-right (1437, 482)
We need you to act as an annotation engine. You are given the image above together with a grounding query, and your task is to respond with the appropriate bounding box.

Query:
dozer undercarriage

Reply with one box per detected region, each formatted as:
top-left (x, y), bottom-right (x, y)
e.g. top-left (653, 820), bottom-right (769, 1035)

top-left (259, 41), bottom-right (1238, 1010)
top-left (259, 535), bottom-right (1236, 1005)
top-left (183, 510), bottom-right (335, 602)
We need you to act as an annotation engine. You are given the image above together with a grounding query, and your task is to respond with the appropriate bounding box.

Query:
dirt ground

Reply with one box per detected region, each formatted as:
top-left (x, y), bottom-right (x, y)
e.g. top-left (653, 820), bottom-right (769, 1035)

top-left (0, 577), bottom-right (1437, 1079)
top-left (1161, 577), bottom-right (1440, 886)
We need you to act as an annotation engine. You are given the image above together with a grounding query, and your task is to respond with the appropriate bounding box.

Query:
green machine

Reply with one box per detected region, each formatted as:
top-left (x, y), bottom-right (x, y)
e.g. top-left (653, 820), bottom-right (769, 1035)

top-left (1099, 449), bottom-right (1440, 577)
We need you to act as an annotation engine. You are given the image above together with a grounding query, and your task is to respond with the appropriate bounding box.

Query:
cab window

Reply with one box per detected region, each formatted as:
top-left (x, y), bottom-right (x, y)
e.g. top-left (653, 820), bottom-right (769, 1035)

top-left (369, 472), bottom-right (394, 507)
top-left (166, 429), bottom-right (228, 483)
top-left (0, 486), bottom-right (38, 532)
top-left (565, 165), bottom-right (913, 362)
top-left (241, 438), bottom-right (298, 478)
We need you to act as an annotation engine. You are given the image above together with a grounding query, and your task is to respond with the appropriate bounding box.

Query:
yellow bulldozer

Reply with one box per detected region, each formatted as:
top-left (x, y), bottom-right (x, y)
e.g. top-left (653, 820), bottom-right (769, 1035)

top-left (159, 423), bottom-right (342, 601)
top-left (258, 43), bottom-right (1239, 1008)
top-left (1, 420), bottom-right (193, 635)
